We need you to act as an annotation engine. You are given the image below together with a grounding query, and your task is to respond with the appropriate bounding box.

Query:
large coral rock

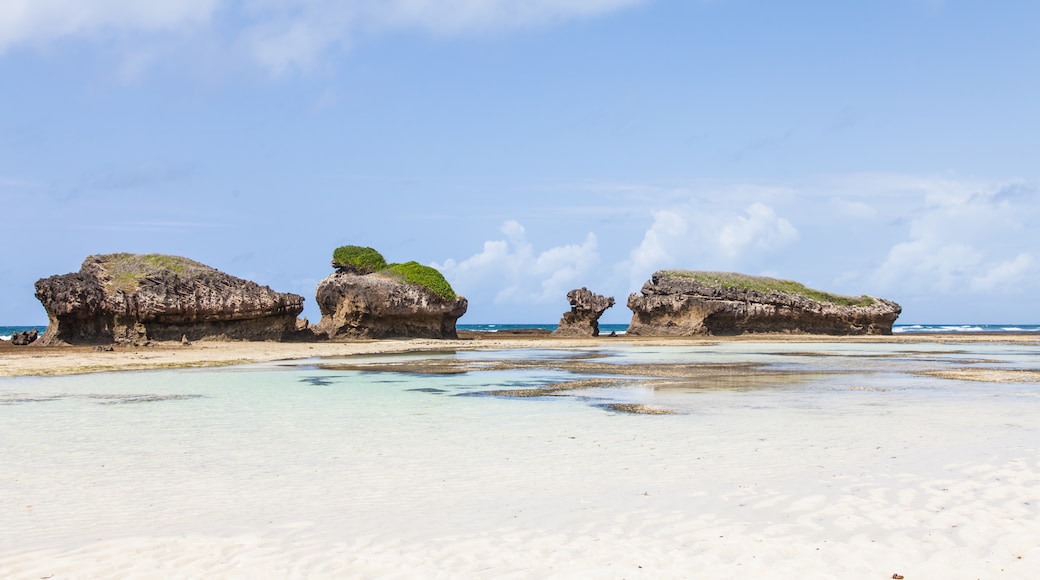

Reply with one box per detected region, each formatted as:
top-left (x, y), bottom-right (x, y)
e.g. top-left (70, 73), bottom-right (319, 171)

top-left (552, 287), bottom-right (615, 337)
top-left (627, 270), bottom-right (901, 336)
top-left (315, 271), bottom-right (468, 339)
top-left (34, 254), bottom-right (304, 345)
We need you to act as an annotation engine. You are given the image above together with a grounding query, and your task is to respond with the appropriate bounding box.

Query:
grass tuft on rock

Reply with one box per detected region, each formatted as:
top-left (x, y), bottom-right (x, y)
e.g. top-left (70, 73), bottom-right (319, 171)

top-left (96, 253), bottom-right (212, 294)
top-left (661, 270), bottom-right (876, 307)
top-left (332, 245), bottom-right (388, 273)
top-left (383, 261), bottom-right (457, 300)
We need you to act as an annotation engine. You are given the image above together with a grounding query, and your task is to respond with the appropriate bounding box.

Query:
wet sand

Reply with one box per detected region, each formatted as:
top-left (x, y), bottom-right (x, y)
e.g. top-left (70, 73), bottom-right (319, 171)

top-left (3, 331), bottom-right (1039, 378)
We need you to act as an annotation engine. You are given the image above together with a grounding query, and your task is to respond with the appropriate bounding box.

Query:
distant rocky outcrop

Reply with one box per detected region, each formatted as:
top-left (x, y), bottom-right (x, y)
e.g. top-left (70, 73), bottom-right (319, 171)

top-left (627, 270), bottom-right (901, 336)
top-left (552, 287), bottom-right (615, 337)
top-left (34, 254), bottom-right (304, 345)
top-left (315, 246), bottom-right (467, 339)
top-left (10, 328), bottom-right (39, 345)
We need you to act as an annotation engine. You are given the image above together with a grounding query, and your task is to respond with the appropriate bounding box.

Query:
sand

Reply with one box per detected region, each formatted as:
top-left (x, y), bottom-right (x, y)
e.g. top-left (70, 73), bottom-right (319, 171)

top-left (2, 331), bottom-right (1038, 378)
top-left (1, 333), bottom-right (1038, 578)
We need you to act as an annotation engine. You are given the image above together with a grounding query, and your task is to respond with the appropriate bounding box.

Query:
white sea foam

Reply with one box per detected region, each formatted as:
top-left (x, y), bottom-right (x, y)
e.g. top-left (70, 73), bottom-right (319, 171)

top-left (894, 324), bottom-right (1040, 333)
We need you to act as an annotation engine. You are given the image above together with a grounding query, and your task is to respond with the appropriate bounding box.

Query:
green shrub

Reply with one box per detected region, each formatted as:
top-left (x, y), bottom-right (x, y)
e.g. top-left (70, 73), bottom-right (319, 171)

top-left (662, 270), bottom-right (876, 307)
top-left (383, 261), bottom-right (456, 300)
top-left (330, 246), bottom-right (456, 300)
top-left (332, 245), bottom-right (387, 272)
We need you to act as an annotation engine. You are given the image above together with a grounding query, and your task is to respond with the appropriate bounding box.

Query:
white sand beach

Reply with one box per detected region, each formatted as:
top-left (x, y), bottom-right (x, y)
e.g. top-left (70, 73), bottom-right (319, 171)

top-left (1, 336), bottom-right (1038, 578)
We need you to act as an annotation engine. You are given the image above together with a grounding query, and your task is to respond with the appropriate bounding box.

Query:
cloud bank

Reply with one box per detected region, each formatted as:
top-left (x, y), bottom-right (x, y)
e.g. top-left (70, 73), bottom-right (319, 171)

top-left (433, 201), bottom-right (801, 321)
top-left (619, 201), bottom-right (799, 289)
top-left (0, 0), bottom-right (217, 50)
top-left (873, 180), bottom-right (1038, 296)
top-left (429, 175), bottom-right (1038, 323)
top-left (432, 220), bottom-right (600, 307)
top-left (0, 0), bottom-right (646, 74)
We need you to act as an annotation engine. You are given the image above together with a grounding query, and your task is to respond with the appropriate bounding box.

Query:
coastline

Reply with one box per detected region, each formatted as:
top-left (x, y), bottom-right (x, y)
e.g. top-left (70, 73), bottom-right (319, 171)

top-left (3, 331), bottom-right (1040, 377)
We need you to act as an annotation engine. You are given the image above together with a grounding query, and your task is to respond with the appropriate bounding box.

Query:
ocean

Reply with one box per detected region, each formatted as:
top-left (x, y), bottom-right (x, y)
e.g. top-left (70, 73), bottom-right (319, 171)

top-left (458, 323), bottom-right (1040, 335)
top-left (4, 323), bottom-right (1040, 341)
top-left (892, 324), bottom-right (1040, 333)
top-left (458, 323), bottom-right (631, 334)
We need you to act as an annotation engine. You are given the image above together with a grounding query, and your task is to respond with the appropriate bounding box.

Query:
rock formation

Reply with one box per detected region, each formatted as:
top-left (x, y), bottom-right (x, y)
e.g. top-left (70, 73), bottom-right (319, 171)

top-left (552, 287), bottom-right (615, 337)
top-left (627, 270), bottom-right (901, 336)
top-left (315, 246), bottom-right (467, 339)
top-left (10, 328), bottom-right (39, 345)
top-left (34, 254), bottom-right (304, 345)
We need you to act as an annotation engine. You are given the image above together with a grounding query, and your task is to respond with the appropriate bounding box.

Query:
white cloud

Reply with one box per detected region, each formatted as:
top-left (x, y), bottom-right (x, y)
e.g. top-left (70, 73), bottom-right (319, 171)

top-left (877, 239), bottom-right (983, 294)
top-left (624, 209), bottom-right (687, 287)
top-left (617, 202), bottom-right (800, 290)
top-left (0, 0), bottom-right (645, 74)
top-left (716, 202), bottom-right (799, 259)
top-left (353, 0), bottom-right (647, 34)
top-left (970, 253), bottom-right (1034, 293)
top-left (0, 0), bottom-right (217, 52)
top-left (874, 180), bottom-right (1039, 295)
top-left (828, 196), bottom-right (877, 219)
top-left (241, 0), bottom-right (647, 74)
top-left (433, 220), bottom-right (600, 305)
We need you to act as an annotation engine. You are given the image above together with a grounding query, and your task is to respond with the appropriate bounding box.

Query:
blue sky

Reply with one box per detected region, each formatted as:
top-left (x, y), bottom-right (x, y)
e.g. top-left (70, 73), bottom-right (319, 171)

top-left (2, 0), bottom-right (1038, 325)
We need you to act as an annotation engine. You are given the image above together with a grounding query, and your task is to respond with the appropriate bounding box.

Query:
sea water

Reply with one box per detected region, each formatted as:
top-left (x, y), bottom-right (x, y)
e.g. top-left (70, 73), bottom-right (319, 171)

top-left (457, 323), bottom-right (1040, 334)
top-left (5, 324), bottom-right (1040, 340)
top-left (894, 323), bottom-right (1040, 333)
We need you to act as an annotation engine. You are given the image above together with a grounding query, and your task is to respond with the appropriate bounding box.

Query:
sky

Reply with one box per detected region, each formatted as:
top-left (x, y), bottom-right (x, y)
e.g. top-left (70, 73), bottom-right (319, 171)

top-left (2, 0), bottom-right (1039, 325)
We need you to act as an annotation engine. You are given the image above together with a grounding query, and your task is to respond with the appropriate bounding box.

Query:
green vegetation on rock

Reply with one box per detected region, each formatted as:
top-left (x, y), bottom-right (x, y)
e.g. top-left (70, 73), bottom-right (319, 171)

top-left (97, 253), bottom-right (212, 294)
top-left (383, 261), bottom-right (457, 300)
top-left (332, 245), bottom-right (388, 272)
top-left (661, 270), bottom-right (876, 307)
top-left (332, 245), bottom-right (457, 300)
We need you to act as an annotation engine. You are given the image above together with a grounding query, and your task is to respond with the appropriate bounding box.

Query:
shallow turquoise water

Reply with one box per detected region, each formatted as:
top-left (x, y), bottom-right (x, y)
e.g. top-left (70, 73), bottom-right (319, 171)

top-left (4, 342), bottom-right (1038, 419)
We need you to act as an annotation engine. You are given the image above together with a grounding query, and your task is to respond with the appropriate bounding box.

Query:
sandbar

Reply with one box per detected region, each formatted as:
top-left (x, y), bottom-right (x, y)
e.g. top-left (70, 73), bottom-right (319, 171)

top-left (3, 331), bottom-right (1039, 377)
